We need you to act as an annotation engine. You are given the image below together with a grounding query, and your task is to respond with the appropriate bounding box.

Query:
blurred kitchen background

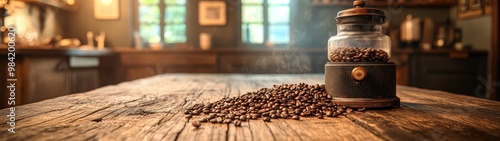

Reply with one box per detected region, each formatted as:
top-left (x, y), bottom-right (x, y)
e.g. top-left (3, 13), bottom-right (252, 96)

top-left (0, 0), bottom-right (499, 108)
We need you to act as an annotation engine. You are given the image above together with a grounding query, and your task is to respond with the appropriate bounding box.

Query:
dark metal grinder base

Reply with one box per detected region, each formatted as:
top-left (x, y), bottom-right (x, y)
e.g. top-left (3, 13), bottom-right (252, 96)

top-left (325, 62), bottom-right (400, 108)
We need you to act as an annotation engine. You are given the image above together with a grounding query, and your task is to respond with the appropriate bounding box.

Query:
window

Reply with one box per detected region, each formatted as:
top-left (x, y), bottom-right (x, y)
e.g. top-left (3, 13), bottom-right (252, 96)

top-left (138, 0), bottom-right (186, 44)
top-left (242, 0), bottom-right (290, 45)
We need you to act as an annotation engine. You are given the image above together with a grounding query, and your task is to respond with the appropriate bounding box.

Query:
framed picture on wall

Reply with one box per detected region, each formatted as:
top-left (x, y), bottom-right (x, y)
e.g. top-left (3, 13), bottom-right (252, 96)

top-left (458, 0), bottom-right (482, 20)
top-left (94, 0), bottom-right (120, 20)
top-left (198, 1), bottom-right (226, 26)
top-left (458, 0), bottom-right (492, 20)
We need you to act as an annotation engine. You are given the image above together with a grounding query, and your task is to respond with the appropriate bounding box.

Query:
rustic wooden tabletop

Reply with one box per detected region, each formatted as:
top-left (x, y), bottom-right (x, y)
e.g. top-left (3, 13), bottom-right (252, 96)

top-left (1, 74), bottom-right (499, 141)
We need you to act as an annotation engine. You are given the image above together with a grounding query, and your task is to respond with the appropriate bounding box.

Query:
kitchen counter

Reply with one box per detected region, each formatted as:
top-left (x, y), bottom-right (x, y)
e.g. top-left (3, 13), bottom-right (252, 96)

top-left (101, 48), bottom-right (329, 83)
top-left (110, 47), bottom-right (327, 54)
top-left (0, 74), bottom-right (499, 140)
top-left (0, 47), bottom-right (113, 56)
top-left (0, 47), bottom-right (113, 108)
top-left (392, 48), bottom-right (487, 54)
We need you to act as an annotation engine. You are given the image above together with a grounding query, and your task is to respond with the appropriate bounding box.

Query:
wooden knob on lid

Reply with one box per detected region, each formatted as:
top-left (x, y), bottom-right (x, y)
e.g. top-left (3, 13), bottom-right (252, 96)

top-left (353, 0), bottom-right (365, 8)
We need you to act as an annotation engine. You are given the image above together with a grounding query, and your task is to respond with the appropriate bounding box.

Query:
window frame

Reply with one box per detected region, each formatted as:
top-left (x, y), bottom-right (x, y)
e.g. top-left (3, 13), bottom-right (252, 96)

top-left (133, 0), bottom-right (188, 47)
top-left (240, 0), bottom-right (291, 48)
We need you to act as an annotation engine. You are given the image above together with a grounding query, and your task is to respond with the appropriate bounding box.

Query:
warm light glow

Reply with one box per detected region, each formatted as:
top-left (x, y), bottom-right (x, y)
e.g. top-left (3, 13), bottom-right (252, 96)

top-left (0, 0), bottom-right (8, 7)
top-left (66, 0), bottom-right (75, 5)
top-left (101, 0), bottom-right (112, 6)
top-left (436, 39), bottom-right (444, 47)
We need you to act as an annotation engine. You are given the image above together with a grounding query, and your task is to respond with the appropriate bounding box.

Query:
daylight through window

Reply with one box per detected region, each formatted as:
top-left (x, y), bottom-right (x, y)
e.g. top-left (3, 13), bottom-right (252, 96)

top-left (242, 0), bottom-right (290, 45)
top-left (138, 0), bottom-right (186, 44)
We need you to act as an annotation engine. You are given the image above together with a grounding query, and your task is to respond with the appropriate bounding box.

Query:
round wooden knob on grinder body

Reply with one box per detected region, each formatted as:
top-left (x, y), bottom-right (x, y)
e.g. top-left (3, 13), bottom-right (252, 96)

top-left (351, 67), bottom-right (367, 81)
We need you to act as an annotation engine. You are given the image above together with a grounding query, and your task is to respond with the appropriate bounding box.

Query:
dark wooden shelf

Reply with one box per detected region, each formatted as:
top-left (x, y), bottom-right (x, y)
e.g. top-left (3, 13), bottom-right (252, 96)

top-left (312, 1), bottom-right (456, 8)
top-left (14, 0), bottom-right (76, 11)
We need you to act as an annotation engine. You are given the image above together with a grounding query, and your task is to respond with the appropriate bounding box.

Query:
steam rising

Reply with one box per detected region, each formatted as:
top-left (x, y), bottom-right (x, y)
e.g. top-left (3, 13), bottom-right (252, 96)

top-left (223, 50), bottom-right (314, 74)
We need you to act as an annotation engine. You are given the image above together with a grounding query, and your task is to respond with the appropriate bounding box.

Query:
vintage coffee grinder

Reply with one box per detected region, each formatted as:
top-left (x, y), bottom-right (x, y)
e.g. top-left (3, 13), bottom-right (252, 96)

top-left (325, 0), bottom-right (400, 108)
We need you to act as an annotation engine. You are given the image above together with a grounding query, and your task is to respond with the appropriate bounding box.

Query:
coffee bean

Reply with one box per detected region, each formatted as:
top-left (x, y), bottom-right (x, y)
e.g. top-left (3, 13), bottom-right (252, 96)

top-left (294, 109), bottom-right (302, 115)
top-left (226, 114), bottom-right (235, 120)
top-left (325, 111), bottom-right (333, 117)
top-left (234, 120), bottom-right (242, 126)
top-left (192, 110), bottom-right (201, 115)
top-left (358, 107), bottom-right (366, 112)
top-left (263, 117), bottom-right (271, 122)
top-left (303, 111), bottom-right (311, 116)
top-left (332, 112), bottom-right (340, 117)
top-left (255, 104), bottom-right (261, 108)
top-left (270, 114), bottom-right (278, 119)
top-left (208, 114), bottom-right (216, 119)
top-left (258, 109), bottom-right (266, 114)
top-left (281, 113), bottom-right (289, 118)
top-left (292, 115), bottom-right (300, 120)
top-left (185, 114), bottom-right (192, 119)
top-left (239, 115), bottom-right (247, 121)
top-left (210, 118), bottom-right (217, 123)
top-left (199, 118), bottom-right (208, 122)
top-left (346, 108), bottom-right (353, 113)
top-left (223, 119), bottom-right (232, 124)
top-left (203, 109), bottom-right (210, 114)
top-left (217, 117), bottom-right (223, 123)
top-left (251, 114), bottom-right (259, 119)
top-left (192, 121), bottom-right (201, 128)
top-left (184, 110), bottom-right (191, 115)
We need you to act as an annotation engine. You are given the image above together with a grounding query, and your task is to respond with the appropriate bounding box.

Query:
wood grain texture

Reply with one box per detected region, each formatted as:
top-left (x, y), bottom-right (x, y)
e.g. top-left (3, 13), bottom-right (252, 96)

top-left (1, 74), bottom-right (499, 141)
top-left (492, 0), bottom-right (499, 101)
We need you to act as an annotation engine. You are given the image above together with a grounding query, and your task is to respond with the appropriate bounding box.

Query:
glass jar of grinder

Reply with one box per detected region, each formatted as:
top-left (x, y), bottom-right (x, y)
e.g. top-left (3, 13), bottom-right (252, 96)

top-left (325, 0), bottom-right (400, 108)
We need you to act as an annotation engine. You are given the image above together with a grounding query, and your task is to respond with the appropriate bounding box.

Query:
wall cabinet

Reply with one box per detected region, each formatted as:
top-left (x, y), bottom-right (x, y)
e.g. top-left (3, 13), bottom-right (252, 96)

top-left (71, 68), bottom-right (99, 94)
top-left (392, 50), bottom-right (488, 97)
top-left (26, 57), bottom-right (71, 103)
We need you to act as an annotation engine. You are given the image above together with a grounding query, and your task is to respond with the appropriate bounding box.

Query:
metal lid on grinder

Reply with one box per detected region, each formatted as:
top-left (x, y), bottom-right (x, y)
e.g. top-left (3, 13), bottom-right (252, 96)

top-left (336, 0), bottom-right (386, 24)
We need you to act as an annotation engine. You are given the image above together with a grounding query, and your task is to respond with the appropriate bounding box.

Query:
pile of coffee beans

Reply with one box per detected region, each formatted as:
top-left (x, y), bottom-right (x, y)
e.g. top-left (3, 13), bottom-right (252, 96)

top-left (185, 83), bottom-right (365, 128)
top-left (329, 47), bottom-right (389, 62)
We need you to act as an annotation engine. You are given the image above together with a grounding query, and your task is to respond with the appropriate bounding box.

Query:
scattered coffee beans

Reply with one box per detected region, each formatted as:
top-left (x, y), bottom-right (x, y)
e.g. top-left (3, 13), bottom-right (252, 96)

top-left (192, 121), bottom-right (201, 128)
top-left (210, 118), bottom-right (217, 123)
top-left (186, 83), bottom-right (366, 127)
top-left (317, 115), bottom-right (324, 119)
top-left (358, 107), bottom-right (366, 112)
top-left (263, 117), bottom-right (271, 122)
top-left (329, 47), bottom-right (389, 62)
top-left (199, 118), bottom-right (208, 122)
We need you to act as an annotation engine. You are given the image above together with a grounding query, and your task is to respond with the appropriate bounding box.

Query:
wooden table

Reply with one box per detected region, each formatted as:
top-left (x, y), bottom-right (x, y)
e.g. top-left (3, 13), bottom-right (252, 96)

top-left (1, 74), bottom-right (499, 141)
